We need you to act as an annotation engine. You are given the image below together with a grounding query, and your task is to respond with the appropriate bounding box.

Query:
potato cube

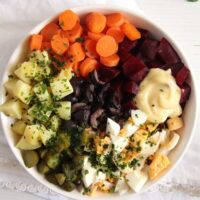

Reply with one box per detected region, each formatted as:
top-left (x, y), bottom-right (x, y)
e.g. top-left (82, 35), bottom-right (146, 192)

top-left (0, 99), bottom-right (23, 119)
top-left (12, 120), bottom-right (26, 135)
top-left (167, 117), bottom-right (183, 131)
top-left (14, 61), bottom-right (36, 83)
top-left (4, 79), bottom-right (33, 104)
top-left (40, 129), bottom-right (56, 145)
top-left (16, 136), bottom-right (41, 150)
top-left (55, 101), bottom-right (71, 120)
top-left (50, 76), bottom-right (73, 100)
top-left (33, 82), bottom-right (51, 103)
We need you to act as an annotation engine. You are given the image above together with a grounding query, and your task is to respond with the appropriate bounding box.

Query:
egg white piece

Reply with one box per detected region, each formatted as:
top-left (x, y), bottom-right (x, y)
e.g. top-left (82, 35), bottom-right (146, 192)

top-left (82, 156), bottom-right (97, 188)
top-left (131, 110), bottom-right (147, 126)
top-left (95, 171), bottom-right (106, 183)
top-left (123, 122), bottom-right (138, 137)
top-left (126, 170), bottom-right (148, 193)
top-left (111, 135), bottom-right (129, 153)
top-left (115, 178), bottom-right (129, 195)
top-left (106, 118), bottom-right (120, 136)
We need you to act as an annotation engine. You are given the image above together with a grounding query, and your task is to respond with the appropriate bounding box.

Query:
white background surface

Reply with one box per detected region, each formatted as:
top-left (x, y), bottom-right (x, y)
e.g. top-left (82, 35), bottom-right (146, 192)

top-left (0, 0), bottom-right (200, 200)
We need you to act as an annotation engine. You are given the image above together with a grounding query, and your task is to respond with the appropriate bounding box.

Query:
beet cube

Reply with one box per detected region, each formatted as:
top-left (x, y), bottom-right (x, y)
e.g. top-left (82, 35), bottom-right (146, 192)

top-left (97, 67), bottom-right (120, 83)
top-left (128, 67), bottom-right (149, 83)
top-left (161, 62), bottom-right (184, 76)
top-left (180, 82), bottom-right (191, 104)
top-left (119, 37), bottom-right (138, 52)
top-left (158, 38), bottom-right (180, 64)
top-left (122, 81), bottom-right (138, 94)
top-left (140, 39), bottom-right (159, 61)
top-left (118, 48), bottom-right (131, 63)
top-left (176, 66), bottom-right (190, 86)
top-left (122, 55), bottom-right (146, 75)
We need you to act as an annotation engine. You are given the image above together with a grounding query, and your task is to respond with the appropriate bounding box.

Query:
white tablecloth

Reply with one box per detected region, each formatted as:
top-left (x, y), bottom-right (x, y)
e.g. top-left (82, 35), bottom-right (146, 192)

top-left (0, 0), bottom-right (200, 200)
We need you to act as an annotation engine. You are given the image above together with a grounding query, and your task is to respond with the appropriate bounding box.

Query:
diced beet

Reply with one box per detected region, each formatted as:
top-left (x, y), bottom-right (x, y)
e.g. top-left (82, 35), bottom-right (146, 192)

top-left (122, 55), bottom-right (146, 75)
top-left (72, 103), bottom-right (87, 113)
top-left (128, 67), bottom-right (149, 83)
top-left (122, 101), bottom-right (137, 111)
top-left (118, 48), bottom-right (131, 63)
top-left (176, 66), bottom-right (190, 86)
top-left (139, 29), bottom-right (150, 39)
top-left (139, 39), bottom-right (159, 61)
top-left (147, 60), bottom-right (164, 68)
top-left (119, 37), bottom-right (138, 52)
top-left (180, 82), bottom-right (191, 104)
top-left (97, 67), bottom-right (120, 83)
top-left (122, 81), bottom-right (138, 94)
top-left (161, 62), bottom-right (184, 76)
top-left (158, 38), bottom-right (180, 64)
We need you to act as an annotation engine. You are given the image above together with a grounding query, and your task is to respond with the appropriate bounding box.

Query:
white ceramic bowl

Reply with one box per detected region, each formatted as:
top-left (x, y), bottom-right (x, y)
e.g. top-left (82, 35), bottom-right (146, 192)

top-left (0, 5), bottom-right (198, 200)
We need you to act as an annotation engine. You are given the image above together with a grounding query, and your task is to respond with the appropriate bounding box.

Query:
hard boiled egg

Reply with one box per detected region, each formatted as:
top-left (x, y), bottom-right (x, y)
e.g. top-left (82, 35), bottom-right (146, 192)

top-left (106, 118), bottom-right (120, 136)
top-left (131, 110), bottom-right (147, 126)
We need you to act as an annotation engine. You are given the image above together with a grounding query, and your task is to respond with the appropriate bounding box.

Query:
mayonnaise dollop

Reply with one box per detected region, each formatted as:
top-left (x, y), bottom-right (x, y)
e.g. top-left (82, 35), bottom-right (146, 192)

top-left (135, 68), bottom-right (182, 123)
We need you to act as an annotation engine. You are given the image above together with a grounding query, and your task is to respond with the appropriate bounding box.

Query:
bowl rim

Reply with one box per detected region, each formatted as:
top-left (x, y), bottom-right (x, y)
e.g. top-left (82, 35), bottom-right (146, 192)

top-left (0, 4), bottom-right (198, 200)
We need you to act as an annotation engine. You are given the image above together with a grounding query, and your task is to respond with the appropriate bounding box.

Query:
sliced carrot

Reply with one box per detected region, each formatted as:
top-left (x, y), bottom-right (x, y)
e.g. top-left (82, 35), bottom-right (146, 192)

top-left (30, 34), bottom-right (43, 51)
top-left (96, 35), bottom-right (118, 57)
top-left (85, 12), bottom-right (106, 33)
top-left (68, 42), bottom-right (85, 62)
top-left (60, 22), bottom-right (83, 42)
top-left (73, 62), bottom-right (81, 76)
top-left (87, 31), bottom-right (104, 41)
top-left (100, 54), bottom-right (120, 67)
top-left (40, 22), bottom-right (60, 42)
top-left (59, 9), bottom-right (78, 30)
top-left (41, 41), bottom-right (51, 52)
top-left (52, 55), bottom-right (68, 70)
top-left (106, 13), bottom-right (124, 27)
top-left (106, 27), bottom-right (125, 43)
top-left (51, 33), bottom-right (69, 55)
top-left (121, 22), bottom-right (141, 41)
top-left (80, 58), bottom-right (99, 77)
top-left (84, 39), bottom-right (99, 59)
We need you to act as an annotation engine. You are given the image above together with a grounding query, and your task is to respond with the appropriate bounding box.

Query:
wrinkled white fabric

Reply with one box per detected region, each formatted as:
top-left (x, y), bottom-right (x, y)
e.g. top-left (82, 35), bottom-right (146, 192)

top-left (0, 0), bottom-right (200, 200)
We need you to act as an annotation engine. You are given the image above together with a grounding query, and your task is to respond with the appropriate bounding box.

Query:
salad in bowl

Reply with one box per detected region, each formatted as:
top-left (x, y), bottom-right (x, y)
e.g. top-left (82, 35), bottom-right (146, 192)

top-left (0, 8), bottom-right (193, 197)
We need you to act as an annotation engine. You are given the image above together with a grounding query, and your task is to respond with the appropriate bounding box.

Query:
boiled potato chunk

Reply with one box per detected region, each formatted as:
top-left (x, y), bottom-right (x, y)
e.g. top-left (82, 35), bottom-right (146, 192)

top-left (16, 136), bottom-right (41, 150)
top-left (23, 150), bottom-right (39, 168)
top-left (50, 76), bottom-right (73, 100)
top-left (0, 99), bottom-right (23, 119)
top-left (40, 129), bottom-right (56, 145)
top-left (23, 125), bottom-right (45, 146)
top-left (33, 82), bottom-right (52, 103)
top-left (34, 65), bottom-right (51, 81)
top-left (59, 68), bottom-right (73, 80)
top-left (21, 112), bottom-right (34, 124)
top-left (12, 120), bottom-right (26, 135)
top-left (4, 79), bottom-right (33, 104)
top-left (28, 103), bottom-right (52, 123)
top-left (29, 50), bottom-right (50, 66)
top-left (55, 101), bottom-right (71, 120)
top-left (50, 115), bottom-right (61, 131)
top-left (14, 61), bottom-right (37, 84)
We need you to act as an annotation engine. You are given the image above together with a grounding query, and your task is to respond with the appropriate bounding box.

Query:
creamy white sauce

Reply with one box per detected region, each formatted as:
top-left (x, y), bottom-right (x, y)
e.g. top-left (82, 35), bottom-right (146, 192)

top-left (135, 68), bottom-right (182, 123)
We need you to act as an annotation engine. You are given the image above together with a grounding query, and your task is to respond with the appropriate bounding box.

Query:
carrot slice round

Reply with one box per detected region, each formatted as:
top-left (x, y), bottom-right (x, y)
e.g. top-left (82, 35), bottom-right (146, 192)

top-left (80, 58), bottom-right (99, 77)
top-left (85, 12), bottom-right (106, 33)
top-left (73, 62), bottom-right (81, 77)
top-left (41, 41), bottom-right (51, 52)
top-left (100, 54), bottom-right (120, 67)
top-left (68, 42), bottom-right (85, 62)
top-left (87, 31), bottom-right (104, 41)
top-left (106, 27), bottom-right (125, 43)
top-left (121, 22), bottom-right (141, 41)
top-left (60, 22), bottom-right (83, 42)
top-left (40, 22), bottom-right (60, 42)
top-left (106, 13), bottom-right (124, 27)
top-left (84, 39), bottom-right (99, 59)
top-left (30, 34), bottom-right (43, 51)
top-left (59, 9), bottom-right (78, 30)
top-left (96, 35), bottom-right (118, 57)
top-left (51, 34), bottom-right (69, 55)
